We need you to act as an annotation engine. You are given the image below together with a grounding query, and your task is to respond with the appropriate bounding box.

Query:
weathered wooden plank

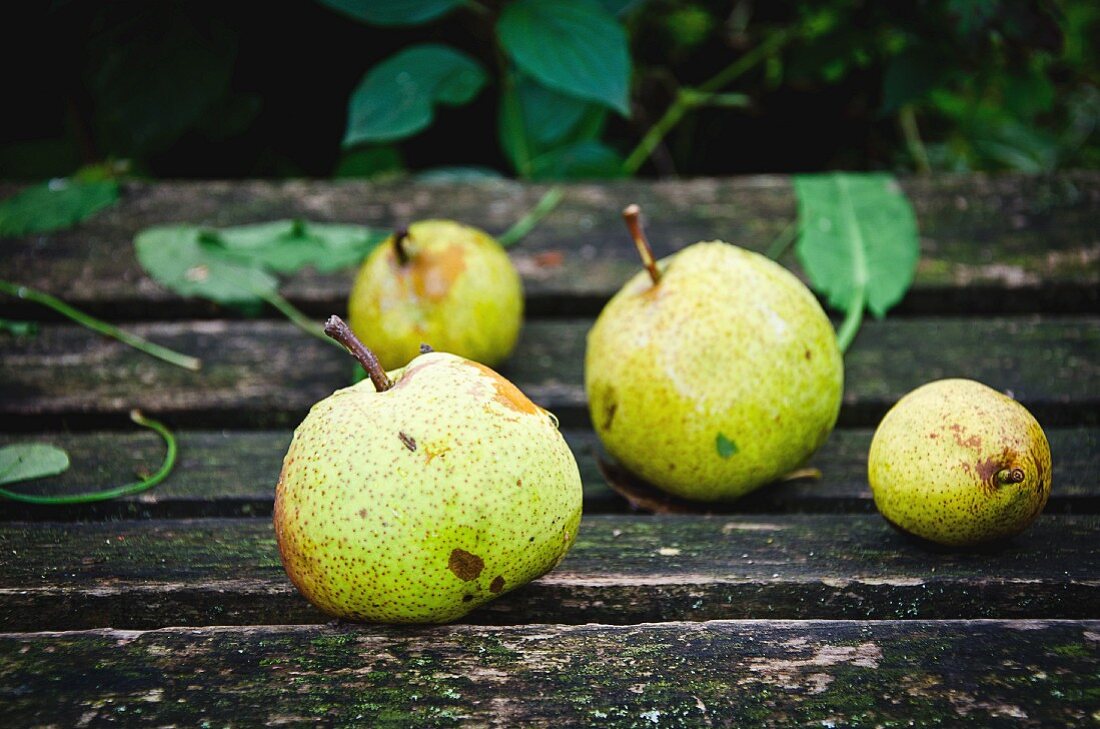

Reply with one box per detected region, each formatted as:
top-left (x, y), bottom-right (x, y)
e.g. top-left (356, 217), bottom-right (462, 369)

top-left (1, 620), bottom-right (1096, 726)
top-left (1, 515), bottom-right (1096, 630)
top-left (0, 428), bottom-right (1094, 519)
top-left (1, 317), bottom-right (1096, 429)
top-left (2, 175), bottom-right (1097, 319)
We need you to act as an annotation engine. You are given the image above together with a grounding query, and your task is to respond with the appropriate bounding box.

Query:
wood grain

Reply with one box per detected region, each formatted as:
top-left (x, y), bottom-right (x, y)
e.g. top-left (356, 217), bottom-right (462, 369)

top-left (1, 515), bottom-right (1096, 630)
top-left (2, 317), bottom-right (1097, 429)
top-left (2, 174), bottom-right (1097, 319)
top-left (0, 428), bottom-right (1094, 519)
top-left (1, 620), bottom-right (1096, 726)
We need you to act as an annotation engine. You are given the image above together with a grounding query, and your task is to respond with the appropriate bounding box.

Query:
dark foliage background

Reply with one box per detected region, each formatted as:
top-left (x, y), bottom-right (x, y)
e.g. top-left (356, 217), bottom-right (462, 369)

top-left (2, 0), bottom-right (1096, 181)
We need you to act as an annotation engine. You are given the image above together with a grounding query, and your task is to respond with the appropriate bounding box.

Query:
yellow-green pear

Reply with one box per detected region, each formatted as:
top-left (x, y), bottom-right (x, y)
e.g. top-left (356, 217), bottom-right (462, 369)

top-left (347, 220), bottom-right (523, 370)
top-left (273, 316), bottom-right (581, 623)
top-left (585, 206), bottom-right (844, 502)
top-left (868, 378), bottom-right (1052, 546)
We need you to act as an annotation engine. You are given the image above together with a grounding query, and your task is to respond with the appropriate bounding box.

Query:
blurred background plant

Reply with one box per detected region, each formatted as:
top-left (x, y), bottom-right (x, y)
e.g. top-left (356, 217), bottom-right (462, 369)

top-left (2, 0), bottom-right (1096, 182)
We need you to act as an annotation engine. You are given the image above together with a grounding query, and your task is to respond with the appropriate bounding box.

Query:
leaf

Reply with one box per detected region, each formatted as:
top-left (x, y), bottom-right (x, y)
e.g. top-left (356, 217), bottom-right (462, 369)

top-left (599, 0), bottom-right (647, 15)
top-left (415, 167), bottom-right (505, 183)
top-left (881, 47), bottom-right (945, 115)
top-left (0, 318), bottom-right (38, 337)
top-left (498, 0), bottom-right (632, 115)
top-left (794, 173), bottom-right (919, 319)
top-left (334, 146), bottom-right (404, 179)
top-left (317, 0), bottom-right (464, 26)
top-left (0, 180), bottom-right (119, 236)
top-left (529, 140), bottom-right (625, 180)
top-left (716, 433), bottom-right (739, 459)
top-left (0, 444), bottom-right (70, 486)
top-left (343, 44), bottom-right (487, 146)
top-left (214, 220), bottom-right (385, 273)
top-left (499, 75), bottom-right (608, 174)
top-left (134, 225), bottom-right (277, 310)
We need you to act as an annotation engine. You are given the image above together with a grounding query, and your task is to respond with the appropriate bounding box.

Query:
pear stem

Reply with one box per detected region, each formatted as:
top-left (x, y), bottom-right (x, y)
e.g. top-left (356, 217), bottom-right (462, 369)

top-left (622, 204), bottom-right (661, 286)
top-left (393, 227), bottom-right (411, 266)
top-left (324, 315), bottom-right (393, 392)
top-left (996, 468), bottom-right (1026, 486)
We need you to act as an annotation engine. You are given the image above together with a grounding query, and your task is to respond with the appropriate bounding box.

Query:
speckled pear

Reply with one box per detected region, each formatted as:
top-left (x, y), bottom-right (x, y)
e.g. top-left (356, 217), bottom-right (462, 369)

top-left (868, 378), bottom-right (1052, 546)
top-left (585, 206), bottom-right (844, 502)
top-left (347, 220), bottom-right (523, 370)
top-left (273, 317), bottom-right (582, 623)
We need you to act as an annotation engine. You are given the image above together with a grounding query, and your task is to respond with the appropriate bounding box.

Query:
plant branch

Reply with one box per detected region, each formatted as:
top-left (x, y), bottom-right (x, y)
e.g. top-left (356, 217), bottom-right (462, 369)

top-left (898, 104), bottom-right (932, 174)
top-left (499, 186), bottom-right (564, 247)
top-left (622, 204), bottom-right (661, 286)
top-left (258, 290), bottom-right (335, 347)
top-left (0, 280), bottom-right (202, 371)
top-left (622, 28), bottom-right (794, 175)
top-left (324, 315), bottom-right (393, 392)
top-left (765, 218), bottom-right (799, 260)
top-left (0, 410), bottom-right (177, 504)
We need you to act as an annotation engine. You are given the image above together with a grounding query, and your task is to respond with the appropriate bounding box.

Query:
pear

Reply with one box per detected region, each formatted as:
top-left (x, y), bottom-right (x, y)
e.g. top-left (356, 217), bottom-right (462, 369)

top-left (868, 378), bottom-right (1052, 546)
top-left (585, 206), bottom-right (844, 502)
top-left (347, 220), bottom-right (523, 370)
top-left (273, 316), bottom-right (582, 623)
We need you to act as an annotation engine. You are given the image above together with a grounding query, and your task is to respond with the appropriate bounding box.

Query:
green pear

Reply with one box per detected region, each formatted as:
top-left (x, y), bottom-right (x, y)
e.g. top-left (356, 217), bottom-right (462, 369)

top-left (868, 378), bottom-right (1052, 546)
top-left (273, 316), bottom-right (582, 623)
top-left (347, 220), bottom-right (523, 370)
top-left (585, 206), bottom-right (844, 502)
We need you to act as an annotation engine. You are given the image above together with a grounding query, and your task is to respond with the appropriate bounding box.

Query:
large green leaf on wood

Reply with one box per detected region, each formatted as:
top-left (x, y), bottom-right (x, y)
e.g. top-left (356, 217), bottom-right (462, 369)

top-left (318, 0), bottom-right (464, 26)
top-left (0, 180), bottom-right (118, 237)
top-left (0, 444), bottom-right (70, 487)
top-left (498, 0), bottom-right (631, 115)
top-left (794, 172), bottom-right (919, 318)
top-left (343, 44), bottom-right (487, 146)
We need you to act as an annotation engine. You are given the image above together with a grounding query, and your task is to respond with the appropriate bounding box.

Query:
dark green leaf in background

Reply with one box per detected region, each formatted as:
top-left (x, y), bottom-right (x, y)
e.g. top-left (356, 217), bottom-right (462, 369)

top-left (530, 140), bottom-right (625, 180)
top-left (498, 0), bottom-right (632, 115)
top-left (0, 444), bottom-right (70, 487)
top-left (499, 75), bottom-right (608, 174)
top-left (794, 173), bottom-right (919, 318)
top-left (0, 180), bottom-right (119, 237)
top-left (0, 318), bottom-right (37, 337)
top-left (343, 44), bottom-right (487, 146)
top-left (317, 0), bottom-right (464, 26)
top-left (334, 146), bottom-right (405, 179)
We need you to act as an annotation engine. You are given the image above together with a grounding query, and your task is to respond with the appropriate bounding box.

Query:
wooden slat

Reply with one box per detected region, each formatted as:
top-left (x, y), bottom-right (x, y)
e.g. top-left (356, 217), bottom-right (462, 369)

top-left (0, 620), bottom-right (1096, 726)
top-left (2, 174), bottom-right (1098, 319)
top-left (0, 428), bottom-right (1095, 519)
top-left (1, 515), bottom-right (1097, 630)
top-left (2, 317), bottom-right (1097, 430)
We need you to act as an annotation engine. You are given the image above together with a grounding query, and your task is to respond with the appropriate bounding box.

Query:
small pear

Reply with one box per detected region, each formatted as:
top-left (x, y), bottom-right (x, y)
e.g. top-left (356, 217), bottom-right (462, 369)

top-left (273, 316), bottom-right (581, 623)
top-left (868, 378), bottom-right (1052, 546)
top-left (347, 220), bottom-right (523, 370)
top-left (585, 206), bottom-right (844, 502)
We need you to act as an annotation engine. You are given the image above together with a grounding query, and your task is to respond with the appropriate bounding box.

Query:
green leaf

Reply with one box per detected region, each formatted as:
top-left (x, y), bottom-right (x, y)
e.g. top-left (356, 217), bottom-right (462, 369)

top-left (415, 167), bottom-right (505, 183)
top-left (499, 75), bottom-right (608, 174)
top-left (334, 146), bottom-right (404, 179)
top-left (0, 180), bottom-right (119, 236)
top-left (715, 433), bottom-right (738, 459)
top-left (135, 225), bottom-right (278, 310)
top-left (794, 173), bottom-right (919, 352)
top-left (343, 44), bottom-right (487, 146)
top-left (213, 220), bottom-right (385, 273)
top-left (0, 318), bottom-right (37, 337)
top-left (498, 0), bottom-right (632, 115)
top-left (0, 444), bottom-right (70, 486)
top-left (530, 140), bottom-right (625, 180)
top-left (317, 0), bottom-right (464, 26)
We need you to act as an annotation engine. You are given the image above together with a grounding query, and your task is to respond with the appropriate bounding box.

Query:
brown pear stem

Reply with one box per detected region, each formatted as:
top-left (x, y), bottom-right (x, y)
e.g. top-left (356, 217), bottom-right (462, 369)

top-left (324, 315), bottom-right (393, 392)
top-left (393, 227), bottom-right (411, 266)
top-left (622, 204), bottom-right (661, 286)
top-left (996, 468), bottom-right (1026, 486)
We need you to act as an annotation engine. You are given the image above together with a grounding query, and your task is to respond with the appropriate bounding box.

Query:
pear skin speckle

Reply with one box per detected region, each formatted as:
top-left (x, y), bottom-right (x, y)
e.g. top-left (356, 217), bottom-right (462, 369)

top-left (868, 378), bottom-right (1052, 547)
top-left (585, 241), bottom-right (844, 502)
top-left (347, 220), bottom-right (523, 369)
top-left (273, 352), bottom-right (582, 623)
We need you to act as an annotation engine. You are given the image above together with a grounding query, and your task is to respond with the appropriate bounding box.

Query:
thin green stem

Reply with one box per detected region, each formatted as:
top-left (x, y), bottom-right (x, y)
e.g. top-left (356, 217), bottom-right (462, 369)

top-left (499, 186), bottom-right (565, 247)
top-left (259, 290), bottom-right (335, 347)
top-left (765, 219), bottom-right (799, 260)
top-left (0, 280), bottom-right (201, 371)
top-left (0, 410), bottom-right (177, 504)
top-left (622, 29), bottom-right (795, 175)
top-left (835, 287), bottom-right (865, 354)
top-left (898, 104), bottom-right (932, 174)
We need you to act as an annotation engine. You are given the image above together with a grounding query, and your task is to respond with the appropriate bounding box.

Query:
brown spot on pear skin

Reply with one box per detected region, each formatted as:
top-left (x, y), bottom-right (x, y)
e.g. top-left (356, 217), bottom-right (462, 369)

top-left (465, 361), bottom-right (540, 414)
top-left (448, 549), bottom-right (485, 581)
top-left (398, 432), bottom-right (417, 451)
top-left (804, 348), bottom-right (812, 361)
top-left (489, 576), bottom-right (505, 593)
top-left (391, 243), bottom-right (467, 301)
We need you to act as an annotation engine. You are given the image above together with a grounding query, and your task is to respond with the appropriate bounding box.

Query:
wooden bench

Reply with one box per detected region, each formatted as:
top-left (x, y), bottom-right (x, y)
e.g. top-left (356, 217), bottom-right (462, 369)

top-left (1, 174), bottom-right (1098, 725)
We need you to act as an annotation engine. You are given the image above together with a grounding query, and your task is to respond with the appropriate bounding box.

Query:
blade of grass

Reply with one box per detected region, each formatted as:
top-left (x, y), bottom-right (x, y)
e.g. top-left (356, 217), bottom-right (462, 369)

top-left (498, 186), bottom-right (564, 247)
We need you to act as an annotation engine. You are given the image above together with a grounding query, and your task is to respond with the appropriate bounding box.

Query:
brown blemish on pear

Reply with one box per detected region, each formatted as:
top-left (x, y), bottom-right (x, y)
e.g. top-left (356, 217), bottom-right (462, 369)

top-left (466, 361), bottom-right (540, 415)
top-left (389, 242), bottom-right (468, 302)
top-left (398, 432), bottom-right (417, 452)
top-left (489, 576), bottom-right (505, 593)
top-left (448, 548), bottom-right (485, 581)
